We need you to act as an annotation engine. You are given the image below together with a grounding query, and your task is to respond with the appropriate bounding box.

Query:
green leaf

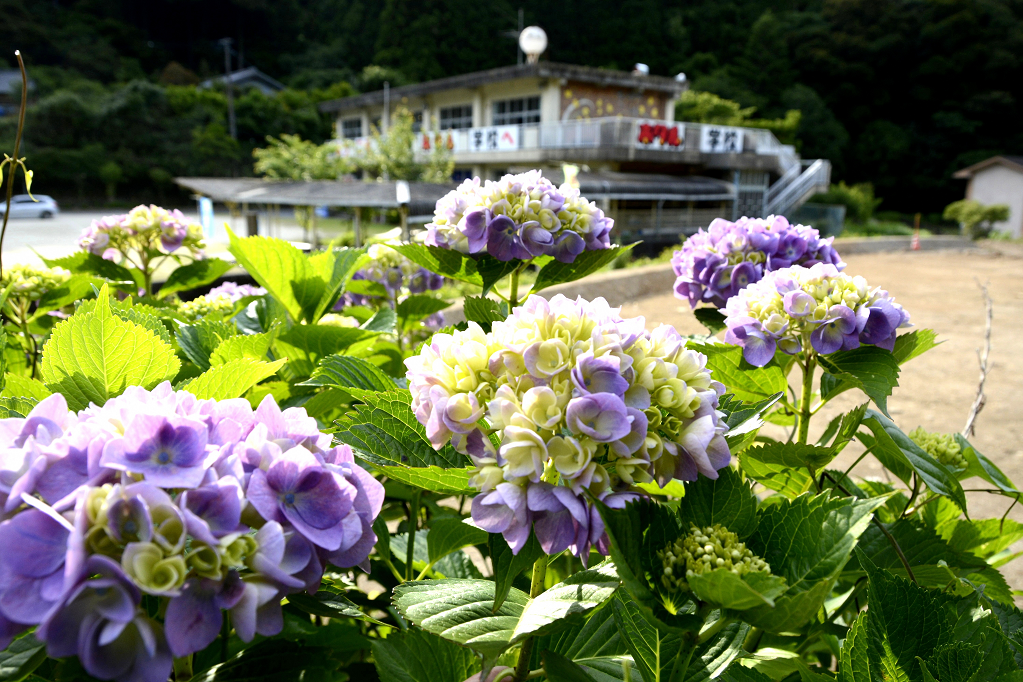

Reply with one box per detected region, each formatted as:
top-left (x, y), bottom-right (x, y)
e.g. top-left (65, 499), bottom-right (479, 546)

top-left (718, 392), bottom-right (784, 434)
top-left (334, 389), bottom-right (468, 470)
top-left (179, 358), bottom-right (286, 400)
top-left (156, 258), bottom-right (234, 299)
top-left (274, 325), bottom-right (376, 377)
top-left (863, 412), bottom-right (968, 515)
top-left (177, 318), bottom-right (237, 371)
top-left (693, 308), bottom-right (727, 335)
top-left (397, 294), bottom-right (451, 321)
top-left (227, 228), bottom-right (325, 323)
top-left (188, 639), bottom-right (338, 682)
top-left (530, 244), bottom-right (635, 293)
top-left (892, 329), bottom-right (940, 364)
top-left (530, 603), bottom-right (642, 682)
top-left (463, 295), bottom-right (505, 331)
top-left (345, 279), bottom-right (389, 298)
top-left (311, 247), bottom-right (364, 321)
top-left (286, 587), bottom-right (386, 626)
top-left (675, 466), bottom-right (759, 540)
top-left (0, 396), bottom-right (39, 419)
top-left (77, 297), bottom-right (175, 346)
top-left (687, 569), bottom-right (789, 610)
top-left (41, 250), bottom-right (139, 286)
top-left (0, 374), bottom-right (52, 401)
top-left (371, 464), bottom-right (474, 494)
top-left (919, 643), bottom-right (981, 682)
top-left (40, 285), bottom-right (180, 410)
top-left (209, 329), bottom-right (278, 366)
top-left (475, 255), bottom-right (522, 295)
top-left (301, 354), bottom-right (398, 391)
top-left (739, 450), bottom-right (814, 499)
top-left (941, 518), bottom-right (1023, 560)
top-left (372, 629), bottom-right (478, 682)
top-left (955, 434), bottom-right (1020, 495)
top-left (490, 530), bottom-right (544, 612)
top-left (694, 344), bottom-right (787, 402)
top-left (818, 346), bottom-right (901, 417)
top-left (426, 517), bottom-right (489, 563)
top-left (850, 519), bottom-right (986, 581)
top-left (390, 244), bottom-right (484, 286)
top-left (831, 402), bottom-right (869, 452)
top-left (392, 563), bottom-right (620, 664)
top-left (839, 614), bottom-right (870, 682)
top-left (742, 442), bottom-right (836, 473)
top-left (363, 307), bottom-right (397, 333)
top-left (0, 632), bottom-right (46, 682)
top-left (34, 273), bottom-right (101, 312)
top-left (544, 650), bottom-right (602, 682)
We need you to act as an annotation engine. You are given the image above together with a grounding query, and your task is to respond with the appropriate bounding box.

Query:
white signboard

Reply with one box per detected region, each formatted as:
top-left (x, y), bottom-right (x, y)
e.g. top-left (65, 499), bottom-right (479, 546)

top-left (634, 120), bottom-right (685, 150)
top-left (468, 125), bottom-right (520, 152)
top-left (699, 125), bottom-right (744, 153)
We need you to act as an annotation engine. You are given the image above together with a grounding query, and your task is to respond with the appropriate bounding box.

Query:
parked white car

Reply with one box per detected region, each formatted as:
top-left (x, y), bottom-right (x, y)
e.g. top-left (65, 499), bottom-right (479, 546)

top-left (0, 194), bottom-right (59, 219)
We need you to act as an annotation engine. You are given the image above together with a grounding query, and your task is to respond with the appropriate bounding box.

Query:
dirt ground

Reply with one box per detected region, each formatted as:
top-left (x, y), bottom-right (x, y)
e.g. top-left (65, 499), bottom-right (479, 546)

top-left (618, 249), bottom-right (1023, 589)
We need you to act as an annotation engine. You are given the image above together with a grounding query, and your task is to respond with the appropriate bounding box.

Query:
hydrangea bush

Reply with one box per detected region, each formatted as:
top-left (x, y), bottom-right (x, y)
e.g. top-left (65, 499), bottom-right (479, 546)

top-left (0, 168), bottom-right (1019, 682)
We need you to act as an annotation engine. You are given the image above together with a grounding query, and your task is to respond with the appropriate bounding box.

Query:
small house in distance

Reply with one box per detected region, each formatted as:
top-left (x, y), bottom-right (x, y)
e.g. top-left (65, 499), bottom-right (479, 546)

top-left (953, 156), bottom-right (1023, 238)
top-left (200, 66), bottom-right (285, 96)
top-left (318, 62), bottom-right (831, 245)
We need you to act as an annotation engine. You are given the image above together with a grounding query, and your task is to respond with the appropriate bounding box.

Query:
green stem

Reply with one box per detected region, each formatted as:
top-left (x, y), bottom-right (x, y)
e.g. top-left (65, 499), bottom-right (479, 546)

top-left (514, 555), bottom-right (549, 681)
top-left (173, 655), bottom-right (193, 681)
top-left (667, 632), bottom-right (698, 682)
top-left (0, 52), bottom-right (28, 280)
top-left (220, 612), bottom-right (230, 663)
top-left (405, 491), bottom-right (421, 581)
top-left (509, 265), bottom-right (522, 309)
top-left (796, 353), bottom-right (816, 445)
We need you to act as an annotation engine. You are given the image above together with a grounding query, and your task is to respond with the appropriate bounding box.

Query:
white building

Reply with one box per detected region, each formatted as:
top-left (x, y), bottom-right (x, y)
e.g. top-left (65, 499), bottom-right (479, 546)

top-left (953, 156), bottom-right (1023, 238)
top-left (319, 62), bottom-right (830, 243)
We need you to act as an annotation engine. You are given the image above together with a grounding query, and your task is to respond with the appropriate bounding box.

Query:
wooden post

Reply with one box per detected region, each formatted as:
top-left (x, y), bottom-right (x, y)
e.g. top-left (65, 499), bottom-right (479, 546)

top-left (353, 207), bottom-right (363, 247)
top-left (912, 212), bottom-right (921, 250)
top-left (400, 204), bottom-right (410, 242)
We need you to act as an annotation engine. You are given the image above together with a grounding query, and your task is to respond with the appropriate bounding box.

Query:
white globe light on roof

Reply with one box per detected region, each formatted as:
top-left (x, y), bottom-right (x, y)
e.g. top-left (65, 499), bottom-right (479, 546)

top-left (519, 26), bottom-right (548, 59)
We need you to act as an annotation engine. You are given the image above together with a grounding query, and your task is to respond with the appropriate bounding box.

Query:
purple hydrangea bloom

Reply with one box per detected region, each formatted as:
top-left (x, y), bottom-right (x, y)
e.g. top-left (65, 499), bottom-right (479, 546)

top-left (672, 215), bottom-right (845, 309)
top-left (206, 281), bottom-right (267, 301)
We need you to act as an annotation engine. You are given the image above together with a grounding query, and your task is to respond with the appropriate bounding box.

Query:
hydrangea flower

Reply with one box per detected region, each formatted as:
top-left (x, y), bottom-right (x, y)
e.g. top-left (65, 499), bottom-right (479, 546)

top-left (0, 263), bottom-right (71, 302)
top-left (406, 294), bottom-right (730, 560)
top-left (672, 216), bottom-right (844, 308)
top-left (423, 171), bottom-right (613, 263)
top-left (909, 428), bottom-right (966, 469)
top-left (177, 282), bottom-right (266, 320)
top-left (722, 263), bottom-right (911, 366)
top-left (79, 205), bottom-right (206, 260)
top-left (0, 385), bottom-right (383, 681)
top-left (658, 523), bottom-right (770, 593)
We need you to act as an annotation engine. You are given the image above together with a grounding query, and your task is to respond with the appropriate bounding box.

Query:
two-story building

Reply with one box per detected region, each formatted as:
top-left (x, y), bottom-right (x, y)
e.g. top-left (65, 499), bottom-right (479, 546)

top-left (319, 62), bottom-right (830, 243)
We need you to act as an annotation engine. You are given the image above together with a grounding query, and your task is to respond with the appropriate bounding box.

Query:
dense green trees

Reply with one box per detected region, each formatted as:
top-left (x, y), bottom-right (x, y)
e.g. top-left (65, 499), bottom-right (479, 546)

top-left (0, 0), bottom-right (1020, 212)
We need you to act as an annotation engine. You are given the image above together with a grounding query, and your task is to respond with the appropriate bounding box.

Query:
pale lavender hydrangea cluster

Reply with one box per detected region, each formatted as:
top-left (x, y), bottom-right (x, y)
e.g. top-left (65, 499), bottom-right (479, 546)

top-left (79, 205), bottom-right (206, 261)
top-left (672, 216), bottom-right (844, 308)
top-left (0, 384), bottom-right (382, 682)
top-left (336, 241), bottom-right (445, 310)
top-left (723, 263), bottom-right (911, 366)
top-left (207, 281), bottom-right (267, 301)
top-left (424, 171), bottom-right (613, 263)
top-left (406, 295), bottom-right (730, 561)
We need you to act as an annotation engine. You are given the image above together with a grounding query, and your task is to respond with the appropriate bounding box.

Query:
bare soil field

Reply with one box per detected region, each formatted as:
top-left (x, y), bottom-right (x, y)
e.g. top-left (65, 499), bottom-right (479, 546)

top-left (618, 249), bottom-right (1023, 588)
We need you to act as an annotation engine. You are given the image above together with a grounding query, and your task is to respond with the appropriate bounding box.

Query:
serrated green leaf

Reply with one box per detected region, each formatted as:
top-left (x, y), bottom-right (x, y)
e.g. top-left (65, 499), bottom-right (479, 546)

top-left (892, 329), bottom-right (940, 365)
top-left (832, 402), bottom-right (869, 452)
top-left (463, 295), bottom-right (504, 331)
top-left (40, 286), bottom-right (180, 410)
top-left (390, 244), bottom-right (484, 286)
top-left (392, 564), bottom-right (620, 663)
top-left (397, 294), bottom-right (450, 321)
top-left (530, 604), bottom-right (642, 682)
top-left (721, 667), bottom-right (775, 682)
top-left (372, 629), bottom-right (478, 682)
top-left (0, 632), bottom-right (46, 682)
top-left (476, 255), bottom-right (522, 295)
top-left (687, 569), bottom-right (789, 610)
top-left (363, 307), bottom-right (397, 332)
top-left (156, 258), bottom-right (234, 299)
top-left (301, 354), bottom-right (397, 391)
top-left (839, 614), bottom-right (870, 682)
top-left (675, 466), bottom-right (759, 540)
top-left (210, 329), bottom-right (278, 366)
top-left (941, 518), bottom-right (1023, 560)
top-left (188, 639), bottom-right (337, 682)
top-left (694, 344), bottom-right (788, 402)
top-left (818, 346), bottom-right (901, 417)
top-left (530, 244), bottom-right (635, 293)
top-left (955, 434), bottom-right (1020, 495)
top-left (177, 318), bottom-right (237, 370)
top-left (739, 450), bottom-right (814, 499)
top-left (371, 464), bottom-right (474, 494)
top-left (345, 279), bottom-right (389, 298)
top-left (34, 273), bottom-right (101, 312)
top-left (426, 517), bottom-right (489, 563)
top-left (334, 389), bottom-right (468, 470)
top-left (41, 250), bottom-right (139, 287)
top-left (0, 396), bottom-right (39, 419)
top-left (863, 413), bottom-right (968, 515)
top-left (544, 650), bottom-right (602, 682)
top-left (77, 297), bottom-right (175, 346)
top-left (0, 374), bottom-right (52, 401)
top-left (274, 324), bottom-right (376, 377)
top-left (311, 247), bottom-right (364, 321)
top-left (693, 308), bottom-right (727, 335)
top-left (179, 358), bottom-right (286, 400)
top-left (227, 228), bottom-right (326, 323)
top-left (849, 518), bottom-right (986, 581)
top-left (919, 642), bottom-right (981, 682)
top-left (743, 442), bottom-right (836, 473)
top-left (718, 392), bottom-right (783, 434)
top-left (286, 588), bottom-right (386, 626)
top-left (490, 531), bottom-right (544, 612)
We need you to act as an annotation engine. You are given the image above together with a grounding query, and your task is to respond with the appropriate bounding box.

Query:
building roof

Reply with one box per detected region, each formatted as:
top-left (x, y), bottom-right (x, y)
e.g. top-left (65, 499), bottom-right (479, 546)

top-left (0, 70), bottom-right (34, 96)
top-left (953, 155), bottom-right (1023, 178)
top-left (319, 62), bottom-right (687, 114)
top-left (200, 67), bottom-right (286, 94)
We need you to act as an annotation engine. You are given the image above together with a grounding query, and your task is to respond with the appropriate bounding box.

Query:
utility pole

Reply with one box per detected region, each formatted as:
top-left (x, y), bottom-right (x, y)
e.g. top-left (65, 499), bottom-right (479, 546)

top-left (219, 38), bottom-right (237, 140)
top-left (517, 8), bottom-right (524, 65)
top-left (382, 81), bottom-right (390, 136)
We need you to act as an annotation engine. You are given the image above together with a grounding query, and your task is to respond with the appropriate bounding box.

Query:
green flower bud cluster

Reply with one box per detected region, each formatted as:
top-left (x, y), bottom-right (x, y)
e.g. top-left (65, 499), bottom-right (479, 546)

top-left (909, 427), bottom-right (966, 469)
top-left (0, 263), bottom-right (71, 301)
top-left (657, 523), bottom-right (770, 593)
top-left (177, 293), bottom-right (235, 320)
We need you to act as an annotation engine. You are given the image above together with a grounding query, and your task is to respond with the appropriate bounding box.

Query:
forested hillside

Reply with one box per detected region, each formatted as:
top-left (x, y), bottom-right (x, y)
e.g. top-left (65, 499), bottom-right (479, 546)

top-left (1, 0), bottom-right (1021, 212)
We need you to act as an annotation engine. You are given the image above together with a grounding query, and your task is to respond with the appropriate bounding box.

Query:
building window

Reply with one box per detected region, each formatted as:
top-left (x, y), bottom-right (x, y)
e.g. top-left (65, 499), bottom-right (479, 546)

top-left (412, 111), bottom-right (423, 133)
top-left (452, 168), bottom-right (474, 182)
top-left (440, 105), bottom-right (473, 130)
top-left (493, 96), bottom-right (541, 125)
top-left (340, 118), bottom-right (362, 139)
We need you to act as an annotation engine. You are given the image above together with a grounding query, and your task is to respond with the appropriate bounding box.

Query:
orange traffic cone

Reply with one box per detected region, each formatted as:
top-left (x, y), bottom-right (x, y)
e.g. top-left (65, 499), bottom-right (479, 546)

top-left (911, 212), bottom-right (921, 251)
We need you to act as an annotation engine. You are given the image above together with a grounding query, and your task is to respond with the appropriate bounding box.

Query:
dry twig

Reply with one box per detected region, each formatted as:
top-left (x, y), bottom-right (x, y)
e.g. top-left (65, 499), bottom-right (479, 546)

top-left (962, 279), bottom-right (993, 438)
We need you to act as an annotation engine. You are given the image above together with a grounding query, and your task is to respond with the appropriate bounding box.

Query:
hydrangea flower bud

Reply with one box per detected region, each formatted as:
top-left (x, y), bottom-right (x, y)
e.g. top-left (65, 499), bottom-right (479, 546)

top-left (0, 263), bottom-right (71, 302)
top-left (79, 205), bottom-right (206, 261)
top-left (407, 294), bottom-right (731, 561)
top-left (723, 263), bottom-right (911, 366)
top-left (658, 523), bottom-right (770, 593)
top-left (672, 215), bottom-right (844, 308)
top-left (909, 427), bottom-right (967, 469)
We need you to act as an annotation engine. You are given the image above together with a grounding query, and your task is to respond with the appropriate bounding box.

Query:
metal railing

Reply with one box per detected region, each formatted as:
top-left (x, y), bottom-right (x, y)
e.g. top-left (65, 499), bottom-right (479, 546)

top-left (765, 159), bottom-right (831, 216)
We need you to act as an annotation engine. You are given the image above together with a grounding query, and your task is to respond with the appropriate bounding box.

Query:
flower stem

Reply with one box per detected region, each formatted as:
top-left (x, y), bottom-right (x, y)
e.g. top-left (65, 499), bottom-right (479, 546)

top-left (509, 265), bottom-right (522, 310)
top-left (173, 655), bottom-right (193, 681)
top-left (513, 555), bottom-right (549, 681)
top-left (796, 353), bottom-right (816, 445)
top-left (1, 52), bottom-right (29, 280)
top-left (405, 490), bottom-right (421, 581)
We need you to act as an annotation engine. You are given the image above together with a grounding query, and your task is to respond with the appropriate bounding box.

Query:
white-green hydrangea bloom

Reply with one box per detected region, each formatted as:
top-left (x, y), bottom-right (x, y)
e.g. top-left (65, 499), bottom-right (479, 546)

top-left (909, 427), bottom-right (966, 469)
top-left (658, 523), bottom-right (770, 593)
